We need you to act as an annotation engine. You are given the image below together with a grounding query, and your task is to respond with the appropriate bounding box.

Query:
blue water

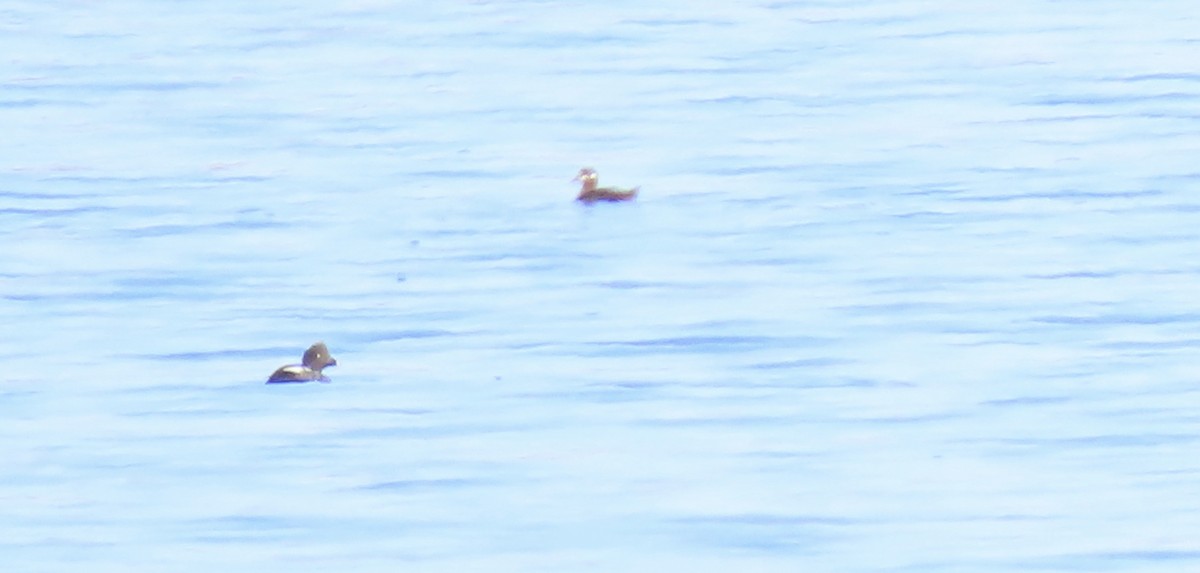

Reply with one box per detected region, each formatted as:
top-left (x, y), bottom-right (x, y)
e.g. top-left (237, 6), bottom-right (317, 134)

top-left (3, 2), bottom-right (1200, 571)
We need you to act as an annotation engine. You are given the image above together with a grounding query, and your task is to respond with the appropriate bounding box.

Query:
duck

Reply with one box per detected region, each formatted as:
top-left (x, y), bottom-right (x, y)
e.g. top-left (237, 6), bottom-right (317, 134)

top-left (267, 341), bottom-right (338, 384)
top-left (574, 167), bottom-right (639, 203)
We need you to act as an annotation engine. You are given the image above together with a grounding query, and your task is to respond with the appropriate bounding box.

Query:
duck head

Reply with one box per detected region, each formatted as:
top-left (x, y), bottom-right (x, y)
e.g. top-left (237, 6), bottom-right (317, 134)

top-left (573, 167), bottom-right (599, 193)
top-left (301, 341), bottom-right (338, 373)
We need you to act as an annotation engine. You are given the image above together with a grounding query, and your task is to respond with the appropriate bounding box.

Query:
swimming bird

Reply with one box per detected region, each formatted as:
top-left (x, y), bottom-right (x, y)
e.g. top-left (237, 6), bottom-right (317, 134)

top-left (267, 341), bottom-right (338, 383)
top-left (574, 167), bottom-right (639, 203)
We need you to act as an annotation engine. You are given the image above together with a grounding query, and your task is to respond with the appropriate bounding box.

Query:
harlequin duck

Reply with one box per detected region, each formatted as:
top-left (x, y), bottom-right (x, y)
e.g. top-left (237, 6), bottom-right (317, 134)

top-left (573, 168), bottom-right (639, 203)
top-left (267, 341), bottom-right (338, 383)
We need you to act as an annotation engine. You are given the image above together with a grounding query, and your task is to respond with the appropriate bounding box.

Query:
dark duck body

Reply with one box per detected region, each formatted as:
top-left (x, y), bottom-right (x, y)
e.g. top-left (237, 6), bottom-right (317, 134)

top-left (574, 168), bottom-right (639, 203)
top-left (267, 341), bottom-right (338, 383)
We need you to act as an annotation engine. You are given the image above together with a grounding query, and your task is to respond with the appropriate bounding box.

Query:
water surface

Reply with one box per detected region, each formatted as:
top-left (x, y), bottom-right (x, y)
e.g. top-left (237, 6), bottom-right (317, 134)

top-left (3, 2), bottom-right (1200, 571)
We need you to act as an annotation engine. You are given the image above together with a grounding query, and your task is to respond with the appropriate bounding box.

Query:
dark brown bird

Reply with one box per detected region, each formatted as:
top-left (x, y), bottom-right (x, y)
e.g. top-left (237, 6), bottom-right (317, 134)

top-left (574, 168), bottom-right (639, 203)
top-left (267, 341), bottom-right (338, 384)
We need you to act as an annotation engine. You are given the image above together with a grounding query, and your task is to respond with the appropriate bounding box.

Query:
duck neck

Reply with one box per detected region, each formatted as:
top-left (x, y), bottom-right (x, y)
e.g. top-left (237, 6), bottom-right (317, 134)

top-left (580, 176), bottom-right (598, 193)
